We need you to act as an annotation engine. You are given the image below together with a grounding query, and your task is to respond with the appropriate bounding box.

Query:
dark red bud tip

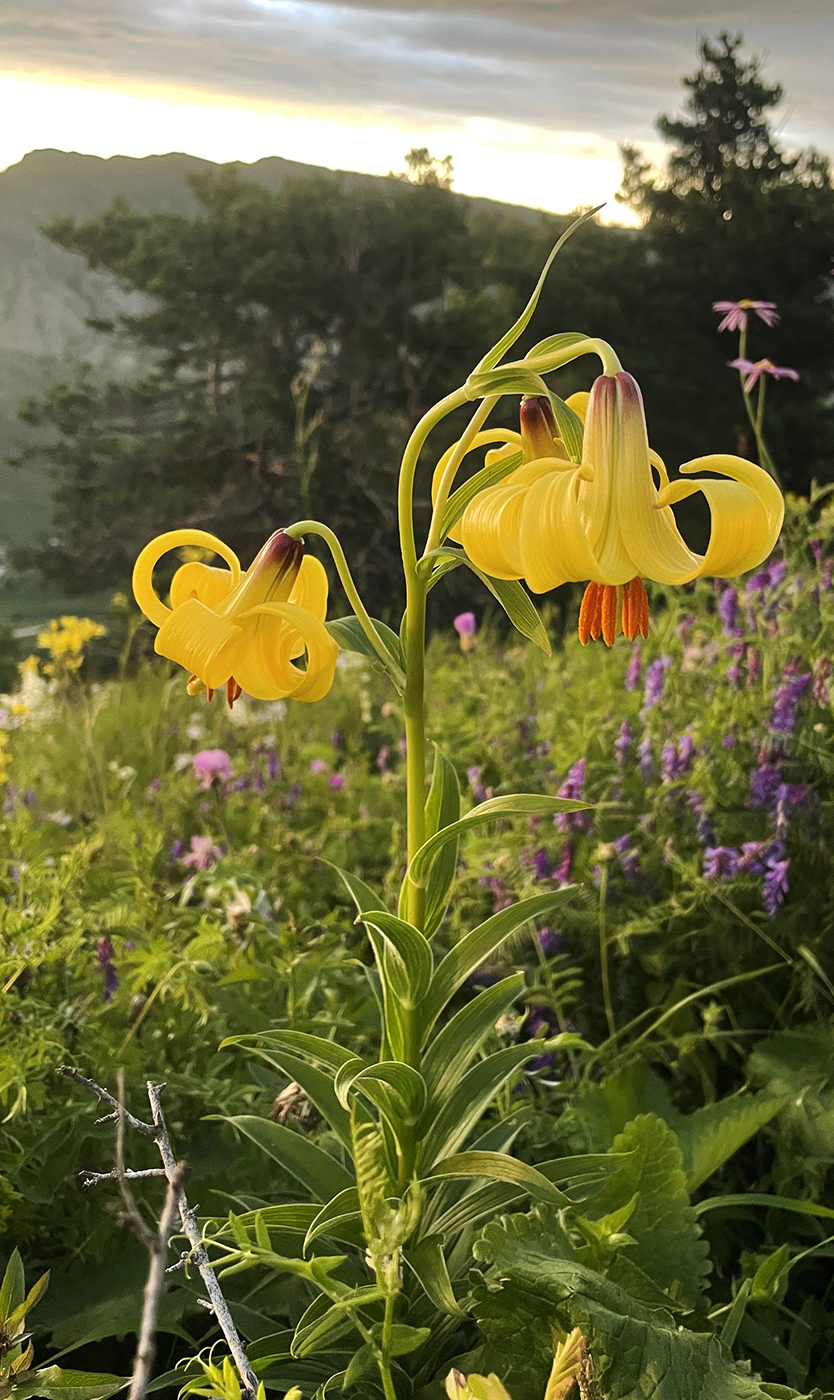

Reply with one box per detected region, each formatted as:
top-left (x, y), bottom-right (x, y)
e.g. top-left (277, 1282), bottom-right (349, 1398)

top-left (257, 529), bottom-right (305, 574)
top-left (520, 394), bottom-right (558, 437)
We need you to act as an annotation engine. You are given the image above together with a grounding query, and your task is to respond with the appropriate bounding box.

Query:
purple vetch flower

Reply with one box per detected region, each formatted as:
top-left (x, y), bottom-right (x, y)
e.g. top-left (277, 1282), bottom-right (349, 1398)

top-left (532, 848), bottom-right (551, 881)
top-left (746, 647), bottom-right (761, 688)
top-left (612, 834), bottom-right (641, 882)
top-left (467, 765), bottom-right (488, 802)
top-left (686, 790), bottom-right (715, 845)
top-left (554, 844), bottom-right (573, 885)
top-left (330, 729), bottom-right (342, 750)
top-left (738, 840), bottom-right (770, 875)
top-left (538, 928), bottom-right (565, 957)
top-left (770, 671), bottom-right (811, 734)
top-left (661, 734), bottom-right (696, 783)
top-left (147, 777), bottom-right (162, 793)
top-left (773, 782), bottom-right (808, 839)
top-left (812, 657), bottom-right (831, 707)
top-left (763, 852), bottom-right (790, 916)
top-left (193, 749), bottom-right (233, 789)
top-left (169, 838), bottom-right (185, 862)
top-left (675, 614), bottom-right (696, 643)
top-left (328, 773), bottom-right (345, 791)
top-left (96, 935), bottom-right (119, 1002)
top-left (641, 656), bottom-right (672, 714)
top-left (614, 719), bottom-right (633, 767)
top-left (810, 539), bottom-right (823, 565)
top-left (717, 586), bottom-right (741, 637)
top-left (453, 612), bottom-right (477, 653)
top-left (703, 846), bottom-right (739, 880)
top-left (310, 758), bottom-right (329, 775)
top-left (637, 733), bottom-right (654, 784)
top-left (625, 642), bottom-right (642, 692)
top-left (749, 755), bottom-right (783, 809)
top-left (823, 560), bottom-right (834, 593)
top-left (722, 732), bottom-right (736, 749)
top-left (376, 745), bottom-right (391, 773)
top-left (555, 759), bottom-right (592, 832)
top-left (182, 835), bottom-right (224, 871)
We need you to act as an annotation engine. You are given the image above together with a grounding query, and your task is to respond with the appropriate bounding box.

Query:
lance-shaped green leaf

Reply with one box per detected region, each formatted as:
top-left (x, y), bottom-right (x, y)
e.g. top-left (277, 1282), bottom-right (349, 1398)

top-left (336, 1060), bottom-right (427, 1130)
top-left (421, 890), bottom-right (579, 1035)
top-left (404, 1234), bottom-right (464, 1316)
top-left (466, 365), bottom-right (550, 400)
top-left (424, 547), bottom-right (551, 656)
top-left (324, 615), bottom-right (405, 673)
top-left (304, 1189), bottom-right (363, 1252)
top-left (11, 1372), bottom-right (125, 1400)
top-left (473, 210), bottom-right (599, 374)
top-left (694, 1192), bottom-right (834, 1222)
top-left (409, 797), bottom-right (587, 889)
top-left (419, 1042), bottom-right (557, 1167)
top-left (525, 331), bottom-right (592, 362)
top-left (292, 1285), bottom-right (387, 1357)
top-left (217, 1116), bottom-right (354, 1201)
top-left (358, 911), bottom-right (434, 1005)
top-left (419, 746), bottom-right (461, 937)
top-left (421, 974), bottom-right (525, 1101)
top-left (220, 1029), bottom-right (360, 1074)
top-left (0, 1250), bottom-right (25, 1321)
top-left (547, 391), bottom-right (584, 465)
top-left (327, 862), bottom-right (384, 918)
top-left (423, 1152), bottom-right (570, 1206)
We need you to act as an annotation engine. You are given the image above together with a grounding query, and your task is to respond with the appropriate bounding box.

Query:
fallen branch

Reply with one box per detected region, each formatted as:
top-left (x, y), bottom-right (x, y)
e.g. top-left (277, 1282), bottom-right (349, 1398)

top-left (58, 1066), bottom-right (259, 1400)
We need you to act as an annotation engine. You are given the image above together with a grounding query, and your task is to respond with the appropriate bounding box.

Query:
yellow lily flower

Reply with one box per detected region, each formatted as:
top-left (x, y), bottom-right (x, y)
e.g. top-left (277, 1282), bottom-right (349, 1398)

top-left (132, 528), bottom-right (338, 705)
top-left (452, 374), bottom-right (784, 645)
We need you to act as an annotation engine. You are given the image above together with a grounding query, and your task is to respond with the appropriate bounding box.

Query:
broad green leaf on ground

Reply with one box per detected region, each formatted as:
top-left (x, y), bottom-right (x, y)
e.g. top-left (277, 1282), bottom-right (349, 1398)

top-left (586, 1114), bottom-right (710, 1309)
top-left (677, 1093), bottom-right (787, 1192)
top-left (472, 1210), bottom-right (787, 1400)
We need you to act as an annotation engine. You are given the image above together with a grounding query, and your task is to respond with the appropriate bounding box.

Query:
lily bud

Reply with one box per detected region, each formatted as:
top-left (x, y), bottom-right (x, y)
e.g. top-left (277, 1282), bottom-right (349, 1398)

top-left (519, 395), bottom-right (567, 462)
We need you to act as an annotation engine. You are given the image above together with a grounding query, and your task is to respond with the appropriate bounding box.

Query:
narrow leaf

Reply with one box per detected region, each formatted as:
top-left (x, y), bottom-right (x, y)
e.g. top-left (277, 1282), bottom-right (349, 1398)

top-left (547, 391), bottom-right (584, 465)
top-left (324, 615), bottom-right (404, 672)
top-left (404, 1234), bottom-right (464, 1316)
top-left (694, 1193), bottom-right (834, 1221)
top-left (423, 1152), bottom-right (570, 1206)
top-left (220, 1030), bottom-right (358, 1074)
top-left (304, 1189), bottom-right (363, 1252)
top-left (466, 366), bottom-right (550, 400)
top-left (410, 797), bottom-right (588, 888)
top-left (327, 862), bottom-right (384, 918)
top-left (422, 890), bottom-right (579, 1034)
top-left (473, 211), bottom-right (599, 374)
top-left (217, 1116), bottom-right (354, 1201)
top-left (358, 911), bottom-right (434, 1005)
top-left (421, 747), bottom-right (461, 938)
top-left (13, 1371), bottom-right (125, 1400)
top-left (420, 1042), bottom-right (555, 1166)
top-left (0, 1249), bottom-right (25, 1321)
top-left (421, 974), bottom-right (526, 1101)
top-left (238, 1048), bottom-right (352, 1149)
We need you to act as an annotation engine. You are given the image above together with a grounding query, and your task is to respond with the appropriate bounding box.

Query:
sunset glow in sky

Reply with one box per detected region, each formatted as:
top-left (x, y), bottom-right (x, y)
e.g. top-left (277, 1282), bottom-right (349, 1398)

top-left (2, 0), bottom-right (832, 220)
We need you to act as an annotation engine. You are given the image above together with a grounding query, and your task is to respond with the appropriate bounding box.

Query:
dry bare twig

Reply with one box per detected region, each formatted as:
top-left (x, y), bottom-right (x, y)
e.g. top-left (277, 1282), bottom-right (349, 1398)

top-left (58, 1066), bottom-right (259, 1400)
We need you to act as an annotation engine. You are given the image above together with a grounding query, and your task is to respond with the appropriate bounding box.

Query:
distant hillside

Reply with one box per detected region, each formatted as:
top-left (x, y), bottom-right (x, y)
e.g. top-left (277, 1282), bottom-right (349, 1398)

top-left (0, 147), bottom-right (425, 615)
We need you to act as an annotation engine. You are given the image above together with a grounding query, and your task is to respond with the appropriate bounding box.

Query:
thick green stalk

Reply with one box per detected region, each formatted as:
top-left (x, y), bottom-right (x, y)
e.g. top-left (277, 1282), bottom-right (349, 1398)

top-left (396, 386), bottom-right (468, 929)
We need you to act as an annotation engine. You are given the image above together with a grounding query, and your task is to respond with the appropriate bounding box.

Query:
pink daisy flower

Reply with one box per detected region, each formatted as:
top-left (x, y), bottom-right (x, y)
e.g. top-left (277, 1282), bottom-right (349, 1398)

top-left (713, 300), bottom-right (779, 334)
top-left (728, 358), bottom-right (800, 393)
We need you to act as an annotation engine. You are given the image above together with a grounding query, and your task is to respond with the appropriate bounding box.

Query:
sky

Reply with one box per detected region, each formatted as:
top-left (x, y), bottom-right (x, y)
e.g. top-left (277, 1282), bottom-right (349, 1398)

top-left (1, 0), bottom-right (833, 221)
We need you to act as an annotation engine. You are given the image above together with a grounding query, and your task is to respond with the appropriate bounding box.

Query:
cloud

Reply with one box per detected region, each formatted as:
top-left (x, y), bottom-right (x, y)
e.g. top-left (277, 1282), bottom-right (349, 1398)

top-left (2, 0), bottom-right (833, 154)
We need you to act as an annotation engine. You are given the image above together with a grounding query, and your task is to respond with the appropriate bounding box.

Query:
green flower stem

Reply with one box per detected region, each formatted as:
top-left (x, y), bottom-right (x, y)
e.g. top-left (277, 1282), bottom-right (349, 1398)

top-left (736, 327), bottom-right (782, 488)
top-left (378, 1287), bottom-right (398, 1400)
top-left (424, 394), bottom-right (499, 556)
top-left (396, 386), bottom-right (469, 928)
top-left (287, 519), bottom-right (407, 689)
top-left (512, 336), bottom-right (622, 379)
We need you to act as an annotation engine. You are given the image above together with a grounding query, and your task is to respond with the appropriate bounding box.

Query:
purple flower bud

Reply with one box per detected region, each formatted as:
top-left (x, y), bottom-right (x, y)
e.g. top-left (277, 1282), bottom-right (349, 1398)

top-left (614, 719), bottom-right (633, 767)
top-left (538, 928), bottom-right (565, 956)
top-left (763, 854), bottom-right (789, 917)
top-left (748, 757), bottom-right (783, 810)
top-left (810, 539), bottom-right (823, 564)
top-left (555, 759), bottom-right (591, 832)
top-left (641, 656), bottom-right (672, 714)
top-left (686, 790), bottom-right (714, 845)
top-left (661, 734), bottom-right (696, 783)
top-left (532, 848), bottom-right (551, 881)
top-left (637, 733), bottom-right (654, 783)
top-left (329, 773), bottom-right (345, 791)
top-left (625, 642), bottom-right (642, 693)
top-left (717, 586), bottom-right (741, 637)
top-left (770, 672), bottom-right (811, 734)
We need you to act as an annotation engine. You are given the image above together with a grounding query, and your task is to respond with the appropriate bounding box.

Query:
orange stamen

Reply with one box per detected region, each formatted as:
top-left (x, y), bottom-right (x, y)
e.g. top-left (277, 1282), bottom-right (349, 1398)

top-left (579, 577), bottom-right (651, 646)
top-left (578, 582), bottom-right (602, 644)
top-left (226, 678), bottom-right (242, 708)
top-left (601, 585), bottom-right (617, 646)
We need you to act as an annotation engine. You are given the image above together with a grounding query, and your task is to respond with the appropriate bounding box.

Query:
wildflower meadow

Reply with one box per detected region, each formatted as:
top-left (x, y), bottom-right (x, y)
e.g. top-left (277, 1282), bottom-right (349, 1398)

top-left (1, 181), bottom-right (833, 1400)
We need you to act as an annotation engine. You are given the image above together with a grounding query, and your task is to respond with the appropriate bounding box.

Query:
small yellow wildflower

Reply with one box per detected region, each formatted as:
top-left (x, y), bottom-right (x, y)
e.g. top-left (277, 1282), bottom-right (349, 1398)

top-left (37, 616), bottom-right (106, 677)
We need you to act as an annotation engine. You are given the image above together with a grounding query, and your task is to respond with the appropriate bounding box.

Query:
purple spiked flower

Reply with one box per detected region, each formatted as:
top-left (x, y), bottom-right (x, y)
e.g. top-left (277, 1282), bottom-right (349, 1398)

top-left (642, 656), bottom-right (672, 715)
top-left (625, 643), bottom-right (642, 693)
top-left (614, 719), bottom-right (633, 767)
top-left (703, 846), bottom-right (739, 880)
top-left (718, 586), bottom-right (741, 637)
top-left (763, 852), bottom-right (790, 916)
top-left (637, 733), bottom-right (654, 784)
top-left (555, 759), bottom-right (591, 832)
